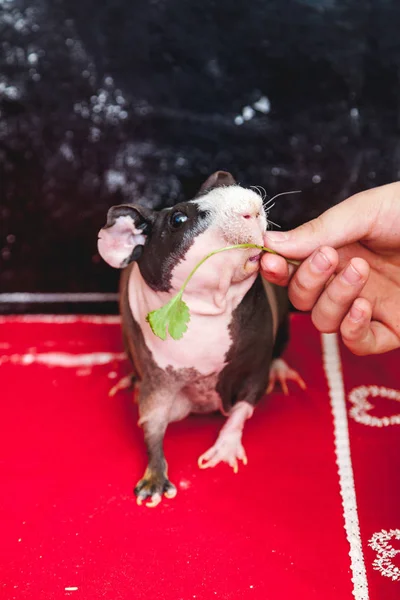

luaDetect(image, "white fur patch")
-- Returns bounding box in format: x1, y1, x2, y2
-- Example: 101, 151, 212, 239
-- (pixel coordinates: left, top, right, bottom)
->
193, 185, 267, 246
198, 401, 254, 470
129, 259, 249, 375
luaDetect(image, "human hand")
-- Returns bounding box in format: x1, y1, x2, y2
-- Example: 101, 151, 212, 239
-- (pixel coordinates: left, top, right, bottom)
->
261, 183, 400, 355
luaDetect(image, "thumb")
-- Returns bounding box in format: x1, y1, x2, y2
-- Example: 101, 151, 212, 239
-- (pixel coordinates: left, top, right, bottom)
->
264, 187, 381, 259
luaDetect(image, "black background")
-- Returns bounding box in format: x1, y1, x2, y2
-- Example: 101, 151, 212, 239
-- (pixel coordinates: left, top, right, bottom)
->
1, 0, 400, 309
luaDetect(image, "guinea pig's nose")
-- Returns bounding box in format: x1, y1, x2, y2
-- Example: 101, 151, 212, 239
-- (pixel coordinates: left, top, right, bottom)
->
241, 211, 261, 220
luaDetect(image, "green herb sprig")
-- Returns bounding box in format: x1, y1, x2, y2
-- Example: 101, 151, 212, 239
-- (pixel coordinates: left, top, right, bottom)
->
146, 244, 299, 341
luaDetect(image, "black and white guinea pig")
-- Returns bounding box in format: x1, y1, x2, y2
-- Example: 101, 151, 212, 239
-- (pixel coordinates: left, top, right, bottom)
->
98, 170, 304, 507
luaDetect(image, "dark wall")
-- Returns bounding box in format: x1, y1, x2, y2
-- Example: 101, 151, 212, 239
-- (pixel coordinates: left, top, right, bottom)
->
1, 0, 400, 299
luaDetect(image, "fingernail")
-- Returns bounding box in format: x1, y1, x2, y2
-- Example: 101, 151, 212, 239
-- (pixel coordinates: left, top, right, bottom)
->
310, 250, 331, 273
349, 304, 363, 322
342, 263, 362, 285
265, 231, 289, 243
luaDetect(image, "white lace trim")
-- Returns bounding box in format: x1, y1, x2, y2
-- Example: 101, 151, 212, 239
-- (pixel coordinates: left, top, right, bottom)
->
0, 315, 121, 324
0, 351, 126, 367
368, 529, 400, 581
0, 292, 118, 303
322, 333, 369, 600
349, 385, 400, 427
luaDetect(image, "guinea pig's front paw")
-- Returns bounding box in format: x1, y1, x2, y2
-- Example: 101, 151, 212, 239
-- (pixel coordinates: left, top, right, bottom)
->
198, 432, 247, 474
134, 467, 177, 508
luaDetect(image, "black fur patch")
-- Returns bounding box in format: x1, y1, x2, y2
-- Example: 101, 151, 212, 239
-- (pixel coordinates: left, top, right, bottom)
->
217, 275, 289, 413
137, 201, 210, 292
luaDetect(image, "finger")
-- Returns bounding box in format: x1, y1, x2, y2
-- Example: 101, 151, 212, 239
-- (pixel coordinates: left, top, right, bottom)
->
263, 184, 395, 259
229, 458, 238, 474
266, 380, 274, 394
236, 445, 247, 463
198, 449, 220, 469
298, 377, 307, 390
341, 298, 400, 355
164, 482, 177, 499
279, 375, 289, 396
202, 455, 220, 469
311, 257, 370, 333
236, 445, 246, 460
260, 252, 292, 286
290, 371, 307, 390
197, 449, 215, 468
288, 246, 339, 311
145, 493, 162, 508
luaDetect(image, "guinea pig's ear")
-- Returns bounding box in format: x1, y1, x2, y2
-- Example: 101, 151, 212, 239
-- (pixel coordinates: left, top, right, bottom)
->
97, 204, 155, 268
197, 170, 236, 194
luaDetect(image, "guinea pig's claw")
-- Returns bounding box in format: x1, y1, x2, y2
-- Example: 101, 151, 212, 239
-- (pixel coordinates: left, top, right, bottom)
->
198, 440, 248, 473
145, 493, 162, 508
134, 475, 177, 507
267, 359, 306, 395
164, 486, 177, 499
297, 375, 307, 390
198, 456, 209, 469
108, 374, 135, 397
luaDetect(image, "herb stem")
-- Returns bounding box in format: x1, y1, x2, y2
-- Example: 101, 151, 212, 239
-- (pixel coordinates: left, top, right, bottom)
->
179, 244, 300, 295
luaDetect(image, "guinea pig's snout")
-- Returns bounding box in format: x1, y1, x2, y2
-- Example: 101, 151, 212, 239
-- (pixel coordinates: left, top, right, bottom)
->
221, 195, 266, 245
207, 186, 267, 245
241, 209, 261, 220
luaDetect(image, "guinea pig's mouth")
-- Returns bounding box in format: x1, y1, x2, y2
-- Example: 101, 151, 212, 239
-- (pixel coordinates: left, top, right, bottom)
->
248, 252, 262, 263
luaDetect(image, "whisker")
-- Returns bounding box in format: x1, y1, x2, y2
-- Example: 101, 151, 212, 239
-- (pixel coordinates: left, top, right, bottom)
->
250, 185, 267, 201
266, 219, 281, 229
265, 190, 301, 206
263, 198, 274, 208
250, 185, 260, 197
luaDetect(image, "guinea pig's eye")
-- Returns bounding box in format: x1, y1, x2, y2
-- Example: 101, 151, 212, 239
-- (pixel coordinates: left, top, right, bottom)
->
170, 211, 188, 229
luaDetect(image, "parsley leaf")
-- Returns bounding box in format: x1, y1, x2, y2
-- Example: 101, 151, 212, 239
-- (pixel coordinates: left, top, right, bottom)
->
146, 291, 190, 341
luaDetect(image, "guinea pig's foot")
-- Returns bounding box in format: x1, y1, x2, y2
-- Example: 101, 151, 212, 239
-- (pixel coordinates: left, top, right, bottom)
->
266, 358, 306, 395
108, 373, 137, 397
198, 432, 247, 474
134, 469, 177, 508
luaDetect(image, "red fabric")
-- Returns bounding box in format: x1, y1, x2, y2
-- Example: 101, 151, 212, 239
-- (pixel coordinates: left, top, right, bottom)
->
1, 314, 399, 600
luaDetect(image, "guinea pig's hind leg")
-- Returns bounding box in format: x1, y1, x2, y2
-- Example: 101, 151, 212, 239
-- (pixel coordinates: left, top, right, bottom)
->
134, 400, 177, 508
266, 358, 306, 395
198, 401, 254, 473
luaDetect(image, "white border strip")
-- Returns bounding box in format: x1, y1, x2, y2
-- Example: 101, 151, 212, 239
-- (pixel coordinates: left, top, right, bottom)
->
0, 293, 119, 303
322, 333, 369, 600
0, 315, 121, 324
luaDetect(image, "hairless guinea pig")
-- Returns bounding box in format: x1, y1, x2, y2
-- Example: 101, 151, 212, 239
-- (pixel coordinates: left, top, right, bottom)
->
97, 170, 305, 507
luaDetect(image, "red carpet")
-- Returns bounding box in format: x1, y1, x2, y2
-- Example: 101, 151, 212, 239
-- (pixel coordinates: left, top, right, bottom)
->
1, 314, 399, 600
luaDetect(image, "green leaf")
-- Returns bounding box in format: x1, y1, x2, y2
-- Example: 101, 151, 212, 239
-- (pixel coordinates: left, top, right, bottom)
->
146, 292, 191, 341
